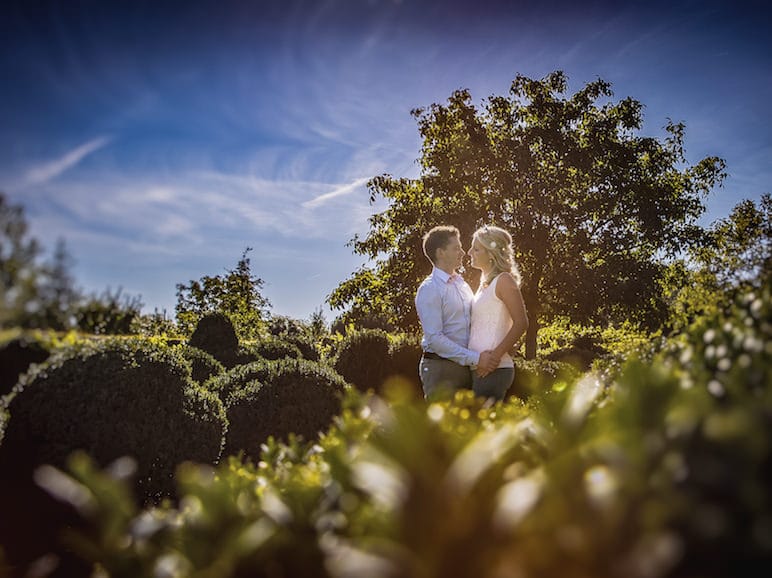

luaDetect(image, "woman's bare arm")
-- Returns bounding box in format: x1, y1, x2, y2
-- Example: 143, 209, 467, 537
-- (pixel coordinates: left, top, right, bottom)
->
491, 272, 529, 362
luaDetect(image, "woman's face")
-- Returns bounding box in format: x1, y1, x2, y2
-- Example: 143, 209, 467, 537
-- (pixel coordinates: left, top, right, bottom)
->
468, 237, 489, 270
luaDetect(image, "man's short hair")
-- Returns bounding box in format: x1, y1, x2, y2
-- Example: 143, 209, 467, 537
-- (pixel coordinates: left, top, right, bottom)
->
422, 225, 460, 264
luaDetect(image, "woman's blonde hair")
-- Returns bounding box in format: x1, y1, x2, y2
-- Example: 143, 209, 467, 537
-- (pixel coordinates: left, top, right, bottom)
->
473, 225, 522, 287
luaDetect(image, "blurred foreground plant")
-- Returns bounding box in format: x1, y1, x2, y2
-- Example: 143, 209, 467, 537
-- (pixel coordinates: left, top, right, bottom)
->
30, 287, 771, 578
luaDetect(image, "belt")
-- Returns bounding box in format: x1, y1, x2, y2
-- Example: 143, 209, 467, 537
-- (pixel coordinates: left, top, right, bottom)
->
422, 351, 445, 361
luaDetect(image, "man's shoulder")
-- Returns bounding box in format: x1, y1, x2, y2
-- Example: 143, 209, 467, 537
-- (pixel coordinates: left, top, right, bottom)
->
416, 274, 440, 298
418, 273, 434, 285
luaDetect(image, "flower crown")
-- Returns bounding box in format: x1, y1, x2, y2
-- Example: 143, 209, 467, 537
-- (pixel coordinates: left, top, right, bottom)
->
482, 227, 497, 249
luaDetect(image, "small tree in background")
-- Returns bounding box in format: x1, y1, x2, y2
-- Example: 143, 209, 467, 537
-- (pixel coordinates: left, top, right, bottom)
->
175, 248, 271, 340
308, 306, 328, 340
1, 194, 82, 330
74, 287, 143, 335
663, 194, 771, 331
37, 238, 80, 330
1, 192, 44, 328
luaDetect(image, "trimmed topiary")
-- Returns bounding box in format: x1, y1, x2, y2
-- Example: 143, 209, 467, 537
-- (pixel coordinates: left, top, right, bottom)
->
177, 344, 226, 385
222, 358, 347, 461
0, 335, 51, 397
244, 336, 303, 361
0, 338, 227, 499
386, 333, 424, 397
204, 358, 266, 406
332, 329, 391, 392
0, 338, 227, 573
189, 312, 241, 368
282, 333, 320, 361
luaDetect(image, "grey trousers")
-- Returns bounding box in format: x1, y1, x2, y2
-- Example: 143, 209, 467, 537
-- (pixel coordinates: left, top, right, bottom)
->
472, 367, 514, 401
419, 355, 472, 400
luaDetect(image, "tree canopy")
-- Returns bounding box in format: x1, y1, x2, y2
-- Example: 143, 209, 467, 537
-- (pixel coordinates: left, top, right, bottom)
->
328, 71, 726, 357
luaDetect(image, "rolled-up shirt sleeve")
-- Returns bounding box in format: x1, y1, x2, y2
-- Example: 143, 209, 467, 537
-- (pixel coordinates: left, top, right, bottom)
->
415, 281, 480, 367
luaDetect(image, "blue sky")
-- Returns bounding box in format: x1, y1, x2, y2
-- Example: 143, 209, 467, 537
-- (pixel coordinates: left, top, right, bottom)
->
1, 0, 770, 322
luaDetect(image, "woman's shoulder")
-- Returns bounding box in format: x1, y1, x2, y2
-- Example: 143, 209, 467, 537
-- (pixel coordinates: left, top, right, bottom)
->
494, 271, 520, 293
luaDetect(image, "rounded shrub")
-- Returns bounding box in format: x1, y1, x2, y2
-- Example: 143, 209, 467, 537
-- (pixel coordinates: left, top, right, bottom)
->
244, 336, 303, 361
177, 344, 226, 385
0, 338, 227, 573
387, 333, 424, 397
332, 329, 392, 392
0, 338, 227, 500
220, 358, 347, 461
282, 333, 320, 361
189, 312, 241, 368
204, 358, 266, 405
0, 335, 51, 397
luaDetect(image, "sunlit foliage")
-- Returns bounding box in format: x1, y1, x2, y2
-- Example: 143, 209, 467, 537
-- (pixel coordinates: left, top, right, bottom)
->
16, 286, 769, 578
329, 71, 726, 357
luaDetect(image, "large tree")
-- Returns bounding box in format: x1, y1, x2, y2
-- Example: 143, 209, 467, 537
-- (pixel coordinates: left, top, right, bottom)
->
329, 72, 726, 357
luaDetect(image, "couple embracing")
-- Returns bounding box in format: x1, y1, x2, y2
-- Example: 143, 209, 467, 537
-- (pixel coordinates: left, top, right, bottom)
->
415, 225, 529, 401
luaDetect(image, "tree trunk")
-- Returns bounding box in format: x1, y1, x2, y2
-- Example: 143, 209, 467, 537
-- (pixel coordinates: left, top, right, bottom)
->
525, 315, 539, 360
523, 282, 540, 360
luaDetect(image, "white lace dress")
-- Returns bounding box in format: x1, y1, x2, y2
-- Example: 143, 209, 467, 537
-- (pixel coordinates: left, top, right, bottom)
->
468, 274, 514, 369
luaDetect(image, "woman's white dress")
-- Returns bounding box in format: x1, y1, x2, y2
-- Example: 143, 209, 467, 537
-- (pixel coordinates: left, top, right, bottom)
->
468, 274, 514, 369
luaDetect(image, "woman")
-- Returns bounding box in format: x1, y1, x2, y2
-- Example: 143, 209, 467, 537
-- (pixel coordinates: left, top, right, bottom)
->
467, 225, 529, 400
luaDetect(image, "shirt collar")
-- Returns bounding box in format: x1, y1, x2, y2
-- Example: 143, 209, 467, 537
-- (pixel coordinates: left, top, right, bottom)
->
432, 267, 460, 284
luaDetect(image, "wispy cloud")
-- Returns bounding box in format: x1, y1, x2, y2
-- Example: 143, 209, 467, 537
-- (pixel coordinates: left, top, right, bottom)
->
302, 176, 370, 209
24, 136, 112, 186
14, 165, 379, 252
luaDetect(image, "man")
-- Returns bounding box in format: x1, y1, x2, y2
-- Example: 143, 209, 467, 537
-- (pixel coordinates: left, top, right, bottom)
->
415, 225, 497, 399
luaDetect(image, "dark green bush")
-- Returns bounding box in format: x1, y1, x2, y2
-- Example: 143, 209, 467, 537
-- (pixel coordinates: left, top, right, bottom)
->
177, 344, 226, 385
243, 335, 303, 361
332, 329, 391, 392
0, 338, 227, 499
189, 312, 241, 368
282, 333, 321, 361
264, 316, 322, 361
544, 345, 601, 371
0, 335, 51, 397
512, 357, 581, 399
387, 333, 424, 397
204, 358, 266, 405
542, 330, 607, 371
74, 288, 142, 335
222, 358, 347, 461
0, 338, 227, 575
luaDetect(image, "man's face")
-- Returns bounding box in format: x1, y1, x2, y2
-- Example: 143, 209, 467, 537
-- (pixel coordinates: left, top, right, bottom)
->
437, 236, 465, 270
